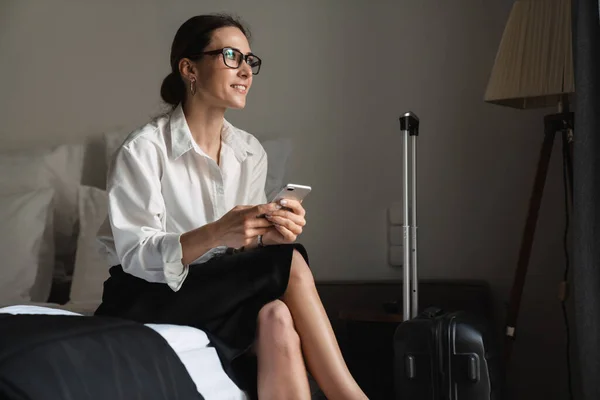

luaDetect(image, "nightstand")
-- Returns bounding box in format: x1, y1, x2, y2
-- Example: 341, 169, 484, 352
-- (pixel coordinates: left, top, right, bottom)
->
337, 308, 404, 400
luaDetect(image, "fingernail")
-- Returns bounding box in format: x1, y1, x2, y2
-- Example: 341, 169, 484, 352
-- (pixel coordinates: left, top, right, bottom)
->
265, 214, 272, 219
274, 204, 282, 210
280, 199, 287, 206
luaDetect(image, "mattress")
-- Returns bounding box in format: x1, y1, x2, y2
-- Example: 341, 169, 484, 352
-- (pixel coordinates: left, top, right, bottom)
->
0, 304, 249, 400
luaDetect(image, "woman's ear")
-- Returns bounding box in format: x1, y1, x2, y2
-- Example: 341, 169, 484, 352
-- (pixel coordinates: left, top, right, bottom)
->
179, 58, 197, 83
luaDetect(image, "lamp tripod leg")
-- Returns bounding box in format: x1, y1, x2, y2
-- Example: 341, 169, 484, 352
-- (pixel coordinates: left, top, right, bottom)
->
504, 128, 556, 368
561, 130, 574, 208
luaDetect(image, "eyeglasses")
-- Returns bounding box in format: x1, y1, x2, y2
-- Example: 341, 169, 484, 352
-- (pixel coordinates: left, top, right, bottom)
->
200, 47, 262, 75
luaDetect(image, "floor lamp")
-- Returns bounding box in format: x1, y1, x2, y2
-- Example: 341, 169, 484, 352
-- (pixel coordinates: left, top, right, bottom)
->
483, 0, 575, 368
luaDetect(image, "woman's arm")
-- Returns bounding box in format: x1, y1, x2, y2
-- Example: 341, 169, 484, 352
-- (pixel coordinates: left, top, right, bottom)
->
179, 205, 278, 263
107, 143, 194, 291
179, 222, 221, 266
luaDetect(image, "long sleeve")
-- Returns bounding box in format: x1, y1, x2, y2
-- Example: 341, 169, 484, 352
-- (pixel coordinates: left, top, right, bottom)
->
107, 143, 188, 291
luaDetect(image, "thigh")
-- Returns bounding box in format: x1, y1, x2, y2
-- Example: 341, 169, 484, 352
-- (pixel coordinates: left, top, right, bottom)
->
153, 244, 308, 329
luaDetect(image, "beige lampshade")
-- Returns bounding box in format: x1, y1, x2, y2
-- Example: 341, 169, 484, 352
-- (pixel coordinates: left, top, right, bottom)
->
484, 0, 575, 109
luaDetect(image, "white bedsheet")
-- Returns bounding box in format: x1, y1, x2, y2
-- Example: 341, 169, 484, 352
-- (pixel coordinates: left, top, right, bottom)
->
0, 301, 99, 315
0, 304, 249, 400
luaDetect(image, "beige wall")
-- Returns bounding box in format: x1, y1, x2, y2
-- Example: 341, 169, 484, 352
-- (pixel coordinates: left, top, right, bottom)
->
0, 0, 571, 398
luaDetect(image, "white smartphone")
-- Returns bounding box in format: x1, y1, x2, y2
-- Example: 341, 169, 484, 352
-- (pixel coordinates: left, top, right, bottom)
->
270, 183, 312, 204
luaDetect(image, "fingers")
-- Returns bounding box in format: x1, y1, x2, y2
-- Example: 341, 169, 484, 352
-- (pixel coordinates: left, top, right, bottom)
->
277, 199, 305, 217
265, 208, 305, 226
232, 202, 305, 246
265, 213, 304, 233
273, 223, 297, 242
265, 215, 303, 236
245, 216, 273, 229
241, 227, 271, 246
254, 202, 283, 218
233, 205, 254, 212
239, 228, 270, 248
246, 227, 271, 237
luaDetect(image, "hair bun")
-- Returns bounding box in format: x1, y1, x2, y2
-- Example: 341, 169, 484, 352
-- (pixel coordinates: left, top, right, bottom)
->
160, 72, 185, 107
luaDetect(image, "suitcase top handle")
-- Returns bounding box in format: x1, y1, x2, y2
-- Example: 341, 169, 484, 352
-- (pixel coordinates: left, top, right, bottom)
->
400, 112, 420, 136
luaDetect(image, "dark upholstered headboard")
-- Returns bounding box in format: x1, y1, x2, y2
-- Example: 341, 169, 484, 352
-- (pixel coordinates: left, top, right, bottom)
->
315, 279, 497, 335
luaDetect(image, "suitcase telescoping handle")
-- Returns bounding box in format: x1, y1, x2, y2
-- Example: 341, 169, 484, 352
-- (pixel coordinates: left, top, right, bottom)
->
400, 112, 420, 322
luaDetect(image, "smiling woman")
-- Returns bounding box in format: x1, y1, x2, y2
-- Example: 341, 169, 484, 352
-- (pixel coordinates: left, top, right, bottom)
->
160, 15, 260, 111
94, 13, 367, 400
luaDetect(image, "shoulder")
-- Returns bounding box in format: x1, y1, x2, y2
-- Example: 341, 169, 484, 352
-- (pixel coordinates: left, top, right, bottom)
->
225, 121, 266, 159
108, 113, 171, 181
119, 113, 170, 162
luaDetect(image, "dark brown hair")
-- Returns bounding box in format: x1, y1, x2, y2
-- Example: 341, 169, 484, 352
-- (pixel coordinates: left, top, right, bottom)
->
160, 14, 251, 107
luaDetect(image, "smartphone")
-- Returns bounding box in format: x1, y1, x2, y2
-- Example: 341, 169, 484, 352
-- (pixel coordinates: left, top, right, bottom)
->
270, 183, 312, 204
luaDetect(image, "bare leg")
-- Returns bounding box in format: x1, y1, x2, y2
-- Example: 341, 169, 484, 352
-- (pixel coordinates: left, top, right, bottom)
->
256, 300, 311, 400
281, 250, 368, 400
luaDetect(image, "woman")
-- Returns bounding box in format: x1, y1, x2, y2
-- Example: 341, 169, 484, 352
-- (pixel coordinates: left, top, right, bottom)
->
95, 13, 367, 400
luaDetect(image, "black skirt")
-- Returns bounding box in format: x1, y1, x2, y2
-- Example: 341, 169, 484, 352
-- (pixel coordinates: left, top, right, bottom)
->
94, 243, 309, 399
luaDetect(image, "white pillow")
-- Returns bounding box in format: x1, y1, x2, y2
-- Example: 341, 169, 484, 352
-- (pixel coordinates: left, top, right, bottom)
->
103, 130, 128, 169
0, 144, 84, 274
0, 188, 55, 303
69, 185, 110, 305
43, 144, 85, 240
260, 138, 293, 200
0, 144, 83, 237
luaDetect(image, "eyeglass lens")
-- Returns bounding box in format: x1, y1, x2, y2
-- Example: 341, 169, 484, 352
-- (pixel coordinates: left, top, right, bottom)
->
223, 48, 261, 75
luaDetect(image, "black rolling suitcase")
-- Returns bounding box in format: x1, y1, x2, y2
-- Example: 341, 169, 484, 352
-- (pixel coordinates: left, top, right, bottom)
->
393, 307, 503, 399
392, 112, 503, 400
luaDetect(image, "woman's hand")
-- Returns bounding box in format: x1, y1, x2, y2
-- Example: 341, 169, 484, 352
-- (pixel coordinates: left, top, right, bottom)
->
262, 199, 307, 245
214, 203, 281, 249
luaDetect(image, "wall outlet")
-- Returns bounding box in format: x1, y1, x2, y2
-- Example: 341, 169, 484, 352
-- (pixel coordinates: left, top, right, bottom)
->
388, 225, 403, 246
388, 245, 404, 267
388, 201, 403, 225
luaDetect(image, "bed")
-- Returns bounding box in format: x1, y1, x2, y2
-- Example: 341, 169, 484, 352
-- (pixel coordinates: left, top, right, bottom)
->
0, 129, 294, 399
0, 304, 248, 400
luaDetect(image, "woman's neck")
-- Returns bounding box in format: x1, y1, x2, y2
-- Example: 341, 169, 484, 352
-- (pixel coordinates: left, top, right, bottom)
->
182, 99, 226, 164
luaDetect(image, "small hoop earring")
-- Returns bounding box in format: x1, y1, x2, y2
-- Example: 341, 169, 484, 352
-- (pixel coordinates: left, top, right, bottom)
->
190, 77, 196, 96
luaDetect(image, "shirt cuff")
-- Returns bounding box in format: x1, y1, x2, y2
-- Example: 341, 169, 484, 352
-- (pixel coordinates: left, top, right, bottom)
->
160, 232, 188, 292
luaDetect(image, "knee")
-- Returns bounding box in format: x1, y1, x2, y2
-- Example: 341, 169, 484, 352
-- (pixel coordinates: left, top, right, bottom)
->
288, 249, 314, 288
257, 300, 299, 348
258, 300, 294, 331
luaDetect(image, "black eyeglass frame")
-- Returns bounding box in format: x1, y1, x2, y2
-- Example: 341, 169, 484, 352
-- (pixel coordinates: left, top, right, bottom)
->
196, 47, 262, 75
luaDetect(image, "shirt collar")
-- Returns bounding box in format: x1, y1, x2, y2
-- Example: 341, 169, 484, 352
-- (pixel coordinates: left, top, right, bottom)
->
169, 104, 255, 162
221, 119, 256, 162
